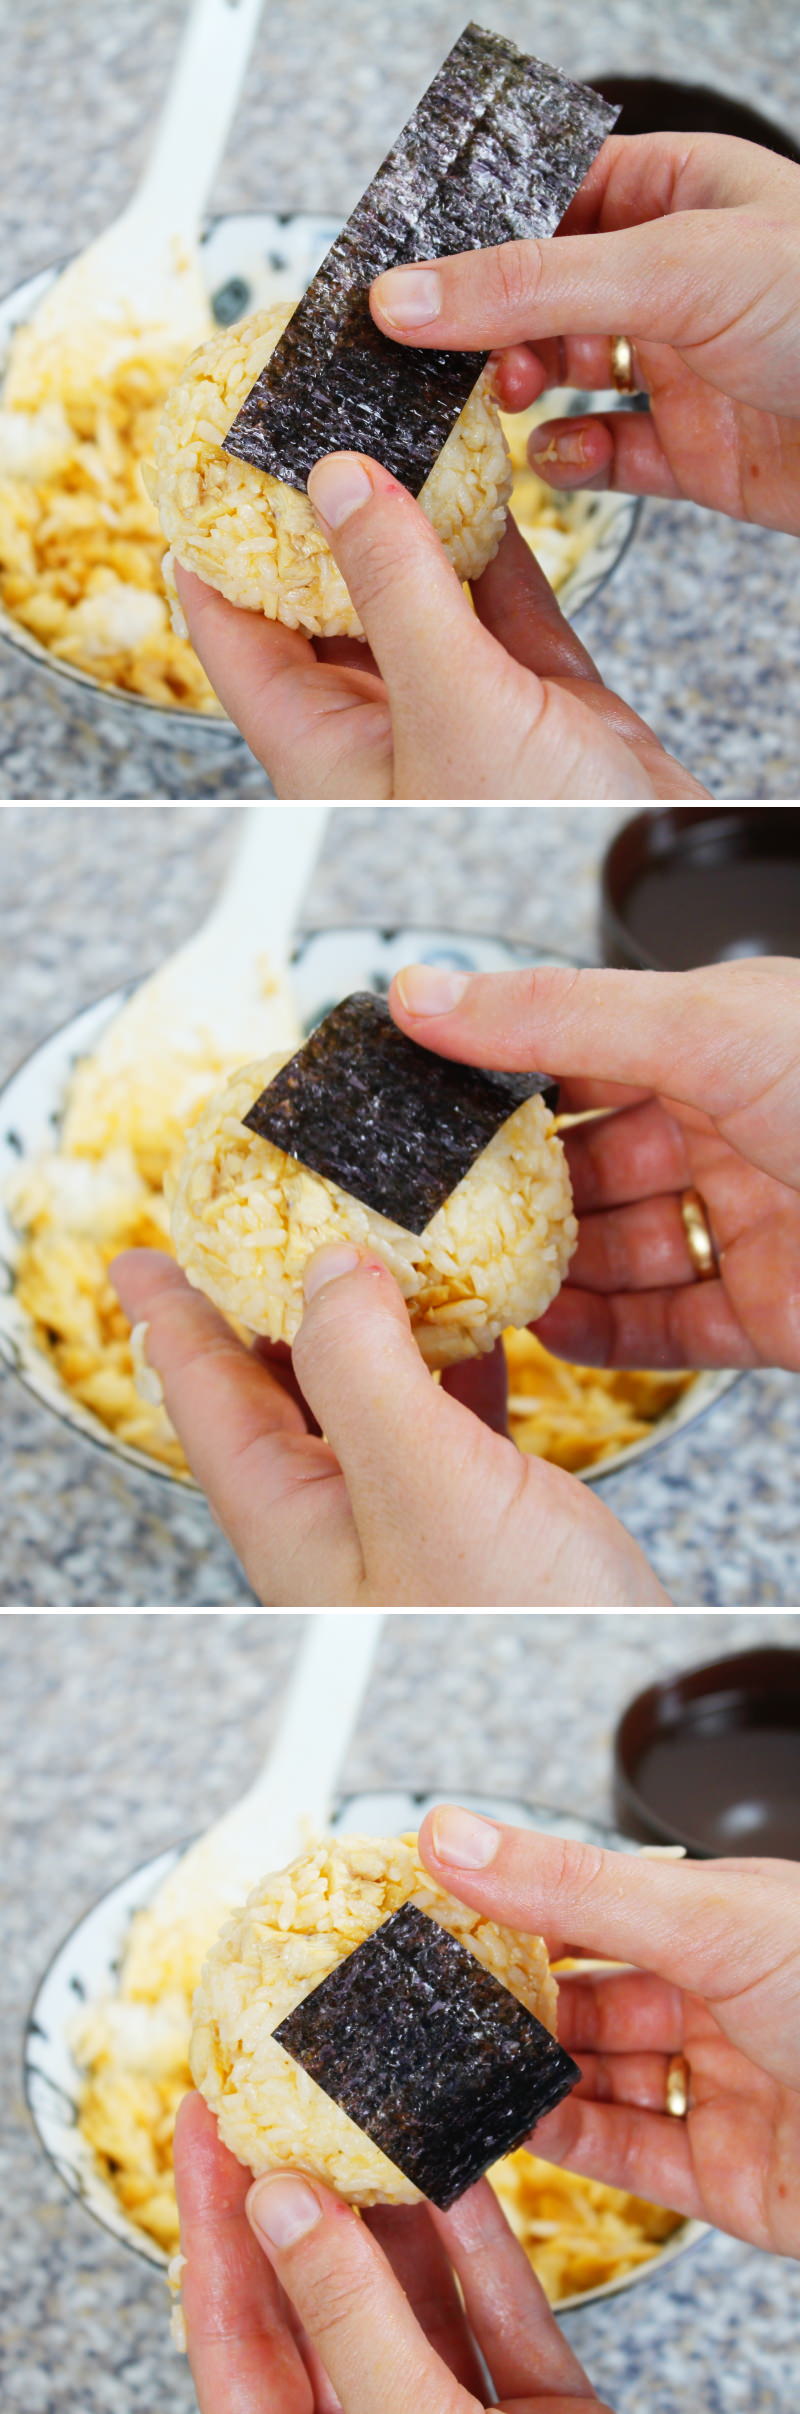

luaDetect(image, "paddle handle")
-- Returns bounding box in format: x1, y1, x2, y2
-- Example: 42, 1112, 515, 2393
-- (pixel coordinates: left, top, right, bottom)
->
134, 0, 266, 240
219, 1616, 384, 1877
204, 805, 329, 970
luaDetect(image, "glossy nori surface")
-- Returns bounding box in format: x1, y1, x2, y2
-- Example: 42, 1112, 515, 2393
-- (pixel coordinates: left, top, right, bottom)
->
223, 25, 617, 494
242, 991, 558, 1233
275, 1901, 581, 2207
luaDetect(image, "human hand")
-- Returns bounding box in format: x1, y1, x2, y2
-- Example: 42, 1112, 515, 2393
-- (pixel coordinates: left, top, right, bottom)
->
176, 494, 704, 800
418, 1807, 800, 2258
389, 955, 800, 1372
371, 133, 800, 535
174, 2089, 613, 2414
110, 1247, 667, 1606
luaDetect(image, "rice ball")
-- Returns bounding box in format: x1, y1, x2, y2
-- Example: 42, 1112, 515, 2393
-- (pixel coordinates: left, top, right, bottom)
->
189, 1832, 556, 2205
150, 303, 512, 640
169, 1054, 577, 1369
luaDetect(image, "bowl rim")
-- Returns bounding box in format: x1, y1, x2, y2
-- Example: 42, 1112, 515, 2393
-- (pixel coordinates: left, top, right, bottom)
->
0, 931, 739, 1496
22, 1786, 710, 2309
598, 805, 800, 973
613, 1644, 800, 1857
0, 209, 640, 733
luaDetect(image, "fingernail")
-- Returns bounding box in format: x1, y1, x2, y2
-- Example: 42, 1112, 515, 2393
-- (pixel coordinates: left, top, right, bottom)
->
529, 428, 588, 467
431, 1807, 500, 1869
395, 965, 470, 1016
307, 454, 373, 528
248, 2175, 322, 2247
303, 1243, 361, 1302
129, 1320, 164, 1408
373, 267, 442, 328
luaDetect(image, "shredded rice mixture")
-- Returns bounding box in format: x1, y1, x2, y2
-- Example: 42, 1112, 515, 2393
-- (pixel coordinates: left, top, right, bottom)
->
6, 1009, 297, 1473
505, 1328, 694, 1472
501, 400, 606, 591
490, 2148, 682, 2301
153, 303, 511, 641
189, 1832, 555, 2205
0, 314, 220, 710
169, 1055, 577, 1369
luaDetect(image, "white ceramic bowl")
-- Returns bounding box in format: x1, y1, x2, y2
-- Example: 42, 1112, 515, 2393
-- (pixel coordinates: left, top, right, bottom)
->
0, 925, 737, 1489
0, 211, 639, 743
23, 1787, 707, 2307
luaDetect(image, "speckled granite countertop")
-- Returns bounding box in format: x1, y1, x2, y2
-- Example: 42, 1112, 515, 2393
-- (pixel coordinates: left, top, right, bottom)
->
1, 1, 798, 799
3, 1609, 800, 2414
1, 802, 798, 1608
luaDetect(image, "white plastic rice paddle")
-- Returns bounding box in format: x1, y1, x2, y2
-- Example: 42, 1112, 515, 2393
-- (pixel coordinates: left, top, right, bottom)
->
141, 1612, 384, 1942
27, 0, 266, 357
75, 803, 329, 1074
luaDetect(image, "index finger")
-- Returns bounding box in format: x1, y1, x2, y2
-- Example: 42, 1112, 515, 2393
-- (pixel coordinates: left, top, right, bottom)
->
472, 512, 598, 682
433, 2179, 603, 2406
175, 2092, 314, 2414
174, 566, 391, 799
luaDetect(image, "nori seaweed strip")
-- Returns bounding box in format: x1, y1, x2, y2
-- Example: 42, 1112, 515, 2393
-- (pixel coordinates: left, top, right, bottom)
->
275, 1902, 580, 2208
223, 26, 618, 495
242, 992, 558, 1235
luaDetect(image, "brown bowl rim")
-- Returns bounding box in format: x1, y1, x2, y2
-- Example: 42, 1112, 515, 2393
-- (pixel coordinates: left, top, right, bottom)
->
613, 1645, 800, 1857
599, 807, 800, 973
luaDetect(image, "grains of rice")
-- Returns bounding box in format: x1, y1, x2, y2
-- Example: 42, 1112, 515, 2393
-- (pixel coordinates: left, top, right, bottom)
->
190, 1832, 555, 2205
0, 311, 221, 709
169, 1055, 577, 1368
152, 304, 512, 640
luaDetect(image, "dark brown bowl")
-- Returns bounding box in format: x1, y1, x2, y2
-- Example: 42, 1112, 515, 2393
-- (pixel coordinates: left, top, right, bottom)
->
599, 806, 800, 970
613, 1647, 800, 1859
588, 73, 800, 162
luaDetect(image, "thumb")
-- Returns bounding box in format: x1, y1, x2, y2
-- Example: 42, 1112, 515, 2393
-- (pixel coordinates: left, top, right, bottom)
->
291, 1243, 455, 1587
306, 450, 518, 743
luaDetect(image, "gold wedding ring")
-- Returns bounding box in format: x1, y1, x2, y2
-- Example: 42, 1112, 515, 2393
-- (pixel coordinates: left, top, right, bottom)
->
665, 2054, 691, 2118
610, 333, 636, 392
680, 1188, 718, 1282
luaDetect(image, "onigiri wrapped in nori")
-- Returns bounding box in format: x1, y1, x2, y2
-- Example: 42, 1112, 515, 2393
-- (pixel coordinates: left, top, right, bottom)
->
151, 303, 511, 642
168, 996, 577, 1368
152, 28, 617, 641
225, 28, 618, 499
189, 1832, 567, 2206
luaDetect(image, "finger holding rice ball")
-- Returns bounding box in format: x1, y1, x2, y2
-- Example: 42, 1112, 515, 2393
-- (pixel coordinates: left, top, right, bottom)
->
189, 1832, 576, 2208
150, 303, 512, 642
168, 996, 577, 1368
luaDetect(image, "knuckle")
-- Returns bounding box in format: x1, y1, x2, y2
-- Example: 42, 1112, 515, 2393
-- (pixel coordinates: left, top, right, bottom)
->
518, 960, 585, 1032
545, 1833, 611, 1907
347, 509, 419, 619
296, 2262, 366, 2343
608, 2105, 650, 2188
487, 236, 544, 323
293, 1262, 386, 1381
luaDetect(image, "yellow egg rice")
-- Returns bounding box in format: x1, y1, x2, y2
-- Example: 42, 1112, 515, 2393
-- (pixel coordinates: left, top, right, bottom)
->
168, 1053, 577, 1369
152, 303, 512, 640
189, 1832, 556, 2205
